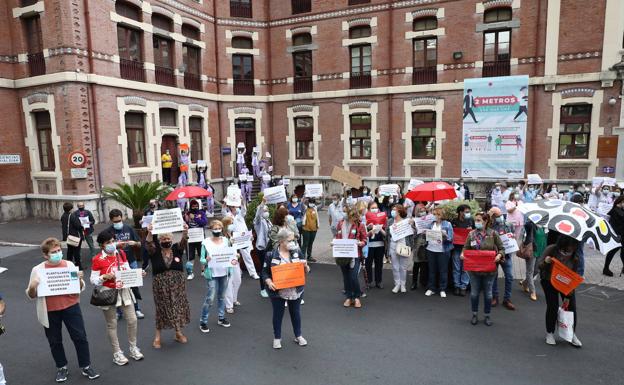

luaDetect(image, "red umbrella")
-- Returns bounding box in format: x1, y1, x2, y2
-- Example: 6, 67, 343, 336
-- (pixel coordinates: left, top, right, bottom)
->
405, 182, 457, 202
165, 186, 212, 200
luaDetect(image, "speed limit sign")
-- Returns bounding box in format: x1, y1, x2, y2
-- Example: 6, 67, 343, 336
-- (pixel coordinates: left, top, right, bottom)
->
68, 151, 88, 168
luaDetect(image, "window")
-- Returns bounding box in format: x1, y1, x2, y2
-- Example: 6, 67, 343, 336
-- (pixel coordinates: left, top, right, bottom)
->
293, 50, 312, 93
181, 24, 200, 40
159, 108, 177, 127
115, 1, 141, 21
412, 37, 437, 84
291, 0, 311, 14
411, 112, 436, 159
183, 44, 201, 90
349, 26, 371, 39
189, 117, 203, 161
484, 7, 512, 23
350, 44, 371, 88
350, 114, 371, 159
118, 24, 145, 81
23, 15, 45, 76
34, 111, 54, 171
483, 29, 510, 76
233, 54, 254, 95
293, 33, 312, 46
232, 36, 253, 49
230, 0, 252, 18
413, 17, 438, 32
151, 14, 173, 32
559, 104, 591, 159
125, 112, 146, 167
153, 34, 174, 86
295, 117, 313, 159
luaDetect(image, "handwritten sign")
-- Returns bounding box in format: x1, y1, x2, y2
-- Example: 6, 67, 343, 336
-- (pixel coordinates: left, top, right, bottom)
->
207, 247, 238, 269
603, 177, 616, 187
232, 230, 253, 250
79, 217, 90, 229
37, 267, 81, 297
390, 220, 414, 240
330, 166, 362, 188
527, 174, 543, 185
271, 262, 306, 290
115, 269, 143, 288
499, 233, 519, 254
187, 227, 205, 243
426, 229, 443, 243
408, 179, 424, 191
151, 208, 185, 235
379, 184, 400, 196
414, 215, 434, 234
141, 215, 153, 228
262, 174, 271, 182
304, 183, 323, 198
332, 239, 358, 258
264, 185, 287, 204
592, 177, 604, 188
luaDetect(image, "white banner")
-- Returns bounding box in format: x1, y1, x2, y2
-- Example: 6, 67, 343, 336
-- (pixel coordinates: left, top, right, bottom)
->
390, 220, 414, 240
208, 247, 238, 269
304, 183, 323, 198
151, 208, 185, 234
187, 227, 205, 243
232, 230, 253, 250
37, 267, 81, 297
115, 269, 143, 288
332, 239, 358, 258
264, 185, 287, 204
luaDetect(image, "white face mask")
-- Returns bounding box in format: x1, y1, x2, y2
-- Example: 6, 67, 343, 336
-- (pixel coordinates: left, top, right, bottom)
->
309, 204, 316, 209
292, 198, 299, 203
370, 208, 379, 213
286, 241, 298, 251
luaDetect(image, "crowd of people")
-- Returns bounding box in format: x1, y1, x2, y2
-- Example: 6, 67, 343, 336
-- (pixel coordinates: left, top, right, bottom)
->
5, 177, 623, 383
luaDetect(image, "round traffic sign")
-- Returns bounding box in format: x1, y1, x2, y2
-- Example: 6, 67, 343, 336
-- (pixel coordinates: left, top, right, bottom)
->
68, 151, 88, 167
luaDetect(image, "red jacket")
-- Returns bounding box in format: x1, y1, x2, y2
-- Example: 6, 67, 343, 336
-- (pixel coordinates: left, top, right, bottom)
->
91, 250, 130, 289
335, 219, 368, 258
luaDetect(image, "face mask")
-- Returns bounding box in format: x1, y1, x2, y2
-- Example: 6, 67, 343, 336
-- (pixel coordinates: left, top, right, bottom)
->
262, 211, 270, 219
286, 241, 298, 251
227, 224, 235, 233
113, 222, 123, 230
150, 204, 156, 209
391, 211, 397, 218
529, 187, 535, 192
309, 204, 316, 209
551, 189, 558, 194
212, 230, 222, 237
49, 251, 63, 264
496, 216, 504, 224
235, 208, 241, 215
495, 187, 501, 191
464, 212, 471, 219
191, 207, 199, 212
418, 212, 426, 217
364, 191, 369, 196
578, 188, 585, 193
160, 241, 173, 249
78, 207, 84, 211
286, 215, 294, 223
603, 189, 610, 193
370, 208, 379, 213
292, 198, 299, 203
614, 192, 621, 198
104, 243, 116, 254
475, 222, 484, 230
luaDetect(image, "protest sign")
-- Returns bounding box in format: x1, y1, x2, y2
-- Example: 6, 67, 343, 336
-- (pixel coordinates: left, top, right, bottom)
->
264, 185, 287, 204
414, 215, 434, 234
463, 250, 497, 272
527, 174, 543, 185
282, 178, 290, 186
232, 231, 253, 250
78, 217, 90, 229
115, 269, 143, 289
390, 220, 414, 240
304, 183, 323, 198
151, 208, 185, 235
187, 227, 205, 243
499, 233, 520, 254
379, 184, 400, 196
262, 174, 271, 182
603, 177, 616, 187
330, 166, 362, 188
407, 179, 424, 191
453, 227, 471, 246
332, 239, 358, 258
227, 185, 242, 197
271, 262, 306, 290
140, 215, 153, 228
207, 247, 238, 269
426, 229, 443, 243
592, 177, 604, 188
37, 267, 81, 297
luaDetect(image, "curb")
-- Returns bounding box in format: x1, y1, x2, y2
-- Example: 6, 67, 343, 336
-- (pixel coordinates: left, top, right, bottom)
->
0, 241, 39, 247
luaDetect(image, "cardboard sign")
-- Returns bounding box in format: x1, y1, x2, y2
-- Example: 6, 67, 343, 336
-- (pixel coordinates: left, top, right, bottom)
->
141, 215, 153, 228
330, 166, 362, 188
304, 183, 323, 198
227, 185, 242, 197
37, 267, 81, 297
414, 215, 434, 234
527, 174, 543, 185
197, 160, 207, 168
390, 220, 414, 240
603, 177, 617, 187
425, 229, 443, 243
151, 208, 185, 235
264, 185, 287, 204
592, 177, 604, 188
408, 179, 424, 191
187, 227, 205, 243
207, 247, 238, 269
232, 230, 253, 250
271, 262, 306, 290
499, 233, 520, 254
453, 227, 471, 246
115, 269, 143, 288
463, 250, 497, 272
379, 184, 400, 196
79, 217, 90, 229
332, 239, 359, 258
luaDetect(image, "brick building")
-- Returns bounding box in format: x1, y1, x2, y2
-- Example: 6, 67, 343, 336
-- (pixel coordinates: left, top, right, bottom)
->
1, 0, 624, 220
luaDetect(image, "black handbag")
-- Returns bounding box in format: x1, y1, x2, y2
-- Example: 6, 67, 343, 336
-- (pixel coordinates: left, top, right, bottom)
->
90, 253, 120, 306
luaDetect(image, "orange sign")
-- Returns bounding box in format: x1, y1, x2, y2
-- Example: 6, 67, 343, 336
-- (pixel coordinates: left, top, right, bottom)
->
271, 262, 306, 290
550, 258, 583, 296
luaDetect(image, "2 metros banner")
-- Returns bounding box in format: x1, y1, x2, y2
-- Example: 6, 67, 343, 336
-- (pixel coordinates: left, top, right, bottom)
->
461, 75, 529, 179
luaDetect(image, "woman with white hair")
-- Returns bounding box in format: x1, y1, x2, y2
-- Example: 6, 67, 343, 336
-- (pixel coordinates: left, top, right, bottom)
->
144, 224, 190, 349
262, 228, 309, 349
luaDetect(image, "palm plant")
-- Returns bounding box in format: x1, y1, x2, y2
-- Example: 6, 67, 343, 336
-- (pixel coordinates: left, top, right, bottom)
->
102, 181, 169, 228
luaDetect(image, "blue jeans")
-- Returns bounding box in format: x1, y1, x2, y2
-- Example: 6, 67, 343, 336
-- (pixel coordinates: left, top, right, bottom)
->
200, 275, 228, 324
270, 297, 302, 339
468, 272, 496, 314
339, 258, 361, 300
427, 250, 450, 292
44, 303, 91, 369
451, 246, 469, 289
492, 256, 513, 301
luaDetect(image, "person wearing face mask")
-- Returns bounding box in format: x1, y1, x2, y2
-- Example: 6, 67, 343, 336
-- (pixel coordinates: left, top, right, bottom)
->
221, 216, 242, 314
199, 220, 234, 332
488, 207, 516, 310
456, 179, 471, 201
262, 229, 310, 349
223, 196, 260, 280
270, 207, 300, 247
538, 235, 582, 347
74, 202, 96, 258
333, 208, 368, 308
255, 198, 274, 297
184, 200, 208, 280
411, 205, 430, 290
328, 194, 344, 237
61, 202, 84, 270
365, 201, 388, 289
144, 225, 190, 348
388, 205, 415, 293
424, 207, 454, 298
505, 192, 525, 239
451, 205, 474, 296
490, 183, 505, 214
602, 195, 624, 277
301, 198, 320, 263
522, 183, 541, 203
287, 195, 305, 236
91, 231, 144, 366
546, 184, 560, 200
26, 237, 99, 382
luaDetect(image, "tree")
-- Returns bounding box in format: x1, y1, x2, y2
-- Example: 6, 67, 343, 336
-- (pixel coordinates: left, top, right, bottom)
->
102, 181, 169, 228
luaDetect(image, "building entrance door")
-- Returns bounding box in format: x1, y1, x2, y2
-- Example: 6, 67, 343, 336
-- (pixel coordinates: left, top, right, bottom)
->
161, 135, 179, 184
234, 118, 256, 176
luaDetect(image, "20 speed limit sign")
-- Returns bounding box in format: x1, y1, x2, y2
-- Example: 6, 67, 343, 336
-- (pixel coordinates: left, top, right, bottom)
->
68, 151, 88, 167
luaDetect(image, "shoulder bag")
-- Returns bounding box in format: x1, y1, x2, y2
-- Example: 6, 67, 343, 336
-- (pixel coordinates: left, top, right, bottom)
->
66, 214, 81, 247
90, 254, 119, 307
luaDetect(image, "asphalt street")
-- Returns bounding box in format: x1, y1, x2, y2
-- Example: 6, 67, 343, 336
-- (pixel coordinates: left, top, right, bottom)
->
1, 247, 624, 385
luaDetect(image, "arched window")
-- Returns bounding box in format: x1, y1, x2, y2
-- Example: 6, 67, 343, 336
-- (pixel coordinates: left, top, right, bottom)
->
349, 25, 371, 39
484, 7, 512, 23
152, 13, 173, 32
413, 16, 437, 32
181, 24, 200, 40
232, 36, 253, 49
293, 33, 312, 46
115, 1, 141, 21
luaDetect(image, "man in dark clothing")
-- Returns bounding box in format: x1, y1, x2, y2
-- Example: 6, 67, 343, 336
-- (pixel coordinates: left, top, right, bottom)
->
61, 202, 83, 269
463, 89, 478, 123
74, 202, 96, 258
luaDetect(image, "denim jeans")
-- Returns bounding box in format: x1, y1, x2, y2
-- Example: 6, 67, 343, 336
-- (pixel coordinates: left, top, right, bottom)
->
468, 272, 496, 314
270, 297, 302, 339
44, 303, 91, 368
84, 234, 96, 258
451, 246, 469, 290
340, 258, 361, 300
427, 250, 450, 292
492, 256, 513, 301
301, 230, 317, 260
200, 275, 228, 324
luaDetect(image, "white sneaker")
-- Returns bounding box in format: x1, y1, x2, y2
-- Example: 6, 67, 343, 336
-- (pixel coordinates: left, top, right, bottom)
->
234, 301, 241, 306
294, 336, 308, 346
226, 308, 234, 314
400, 284, 407, 293
187, 273, 194, 280
128, 346, 144, 361
545, 333, 556, 345
113, 351, 129, 366
301, 299, 305, 305
440, 291, 447, 298
425, 290, 434, 297
392, 285, 400, 294
260, 289, 269, 298
571, 334, 582, 347
251, 273, 260, 280
273, 339, 282, 349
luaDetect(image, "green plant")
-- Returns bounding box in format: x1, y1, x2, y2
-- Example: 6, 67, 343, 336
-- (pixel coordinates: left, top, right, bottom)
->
102, 181, 169, 228
438, 199, 482, 222
245, 192, 276, 229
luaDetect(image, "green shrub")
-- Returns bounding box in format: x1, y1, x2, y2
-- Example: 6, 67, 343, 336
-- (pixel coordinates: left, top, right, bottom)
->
244, 192, 277, 229
439, 200, 482, 222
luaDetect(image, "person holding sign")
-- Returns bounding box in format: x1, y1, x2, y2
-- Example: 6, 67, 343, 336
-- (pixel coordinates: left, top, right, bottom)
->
451, 205, 474, 296
488, 207, 516, 311
254, 198, 274, 298
538, 236, 583, 347
75, 202, 96, 258
144, 224, 191, 349
91, 231, 145, 366
301, 198, 320, 263
287, 195, 305, 238
365, 201, 387, 289
199, 220, 233, 333
424, 208, 454, 298
224, 197, 260, 280
333, 208, 368, 308
26, 238, 100, 382
184, 200, 208, 280
262, 229, 309, 349
388, 205, 414, 293
461, 213, 504, 326
223, 216, 243, 314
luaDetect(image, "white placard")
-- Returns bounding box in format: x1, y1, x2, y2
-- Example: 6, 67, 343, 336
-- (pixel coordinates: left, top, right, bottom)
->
141, 215, 153, 228
232, 230, 253, 250
264, 185, 287, 204
305, 183, 323, 198
408, 179, 424, 191
390, 220, 414, 240
499, 233, 520, 254
527, 174, 543, 185
592, 177, 604, 188
332, 239, 358, 258
266, 152, 272, 158
245, 175, 254, 182
0, 267, 7, 274
115, 269, 143, 288
227, 185, 242, 197
425, 229, 443, 243
37, 267, 81, 297
187, 227, 205, 243
262, 174, 271, 182
197, 160, 207, 168
379, 184, 400, 196
151, 208, 185, 235
79, 217, 90, 228
603, 177, 616, 187
208, 247, 238, 269
414, 215, 434, 234
282, 178, 290, 186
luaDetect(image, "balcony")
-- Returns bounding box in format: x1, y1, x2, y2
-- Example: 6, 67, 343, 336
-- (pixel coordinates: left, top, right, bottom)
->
348, 0, 370, 4
230, 0, 252, 18
184, 72, 202, 91
293, 76, 313, 93
349, 72, 371, 89
27, 52, 45, 76
233, 79, 254, 95
21, 0, 39, 6
482, 60, 510, 77
155, 65, 175, 86
412, 66, 437, 85
291, 0, 311, 14
120, 58, 145, 82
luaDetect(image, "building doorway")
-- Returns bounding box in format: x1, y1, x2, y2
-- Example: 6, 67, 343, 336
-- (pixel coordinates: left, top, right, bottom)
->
234, 118, 256, 176
161, 135, 179, 184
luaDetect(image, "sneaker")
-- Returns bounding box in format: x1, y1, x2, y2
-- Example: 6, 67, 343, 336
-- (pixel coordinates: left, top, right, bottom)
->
361, 292, 367, 298
400, 285, 406, 293
470, 314, 478, 326
218, 318, 231, 328
571, 334, 582, 348
113, 351, 129, 366
425, 290, 434, 297
81, 366, 100, 380
301, 299, 305, 305
251, 274, 260, 280
260, 289, 269, 298
545, 333, 556, 345
226, 308, 234, 314
440, 291, 447, 298
234, 301, 241, 306
199, 323, 210, 333
187, 273, 194, 280
273, 339, 282, 349
294, 336, 308, 346
392, 285, 400, 294
136, 310, 145, 319
55, 367, 69, 383
128, 346, 144, 361
483, 315, 492, 326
